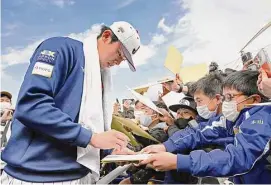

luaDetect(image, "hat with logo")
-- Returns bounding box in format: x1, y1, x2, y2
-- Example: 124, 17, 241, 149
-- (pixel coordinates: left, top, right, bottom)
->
110, 21, 141, 72
169, 96, 197, 114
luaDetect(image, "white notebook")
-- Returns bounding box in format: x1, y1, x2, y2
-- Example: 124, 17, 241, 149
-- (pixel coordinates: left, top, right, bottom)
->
101, 154, 151, 163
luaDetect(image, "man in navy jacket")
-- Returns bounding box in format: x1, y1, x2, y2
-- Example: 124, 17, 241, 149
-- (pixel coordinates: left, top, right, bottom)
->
1, 21, 141, 184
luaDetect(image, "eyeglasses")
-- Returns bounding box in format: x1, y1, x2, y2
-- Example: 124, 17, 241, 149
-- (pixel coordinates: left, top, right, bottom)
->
221, 93, 244, 102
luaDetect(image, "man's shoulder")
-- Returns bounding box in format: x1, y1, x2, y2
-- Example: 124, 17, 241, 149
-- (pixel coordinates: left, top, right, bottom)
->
241, 106, 271, 127
249, 106, 271, 118
41, 37, 83, 50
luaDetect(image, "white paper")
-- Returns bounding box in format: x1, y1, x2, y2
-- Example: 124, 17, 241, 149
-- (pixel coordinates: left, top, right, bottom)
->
101, 154, 151, 163
132, 76, 174, 94
127, 87, 164, 115
161, 91, 186, 108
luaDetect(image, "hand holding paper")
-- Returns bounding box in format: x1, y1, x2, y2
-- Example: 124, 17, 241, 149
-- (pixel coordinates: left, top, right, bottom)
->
139, 152, 177, 171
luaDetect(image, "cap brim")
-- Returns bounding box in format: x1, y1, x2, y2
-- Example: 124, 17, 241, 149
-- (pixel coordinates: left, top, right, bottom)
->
169, 104, 197, 114
121, 44, 136, 72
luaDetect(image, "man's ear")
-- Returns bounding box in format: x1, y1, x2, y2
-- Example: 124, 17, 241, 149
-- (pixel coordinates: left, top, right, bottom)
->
215, 94, 222, 104
101, 30, 113, 43
252, 94, 261, 103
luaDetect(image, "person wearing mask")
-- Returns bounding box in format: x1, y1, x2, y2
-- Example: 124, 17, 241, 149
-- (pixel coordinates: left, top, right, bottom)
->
138, 101, 168, 130
0, 91, 13, 124
1, 91, 13, 174
140, 70, 271, 184
1, 21, 140, 184
159, 96, 198, 137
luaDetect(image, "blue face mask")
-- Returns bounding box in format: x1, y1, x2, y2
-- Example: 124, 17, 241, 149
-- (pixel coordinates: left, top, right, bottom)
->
139, 114, 152, 127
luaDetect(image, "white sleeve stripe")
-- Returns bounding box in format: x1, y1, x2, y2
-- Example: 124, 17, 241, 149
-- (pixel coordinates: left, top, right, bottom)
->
173, 116, 227, 144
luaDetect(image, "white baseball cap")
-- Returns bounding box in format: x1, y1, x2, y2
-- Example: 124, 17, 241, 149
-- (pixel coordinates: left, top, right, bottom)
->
110, 21, 141, 72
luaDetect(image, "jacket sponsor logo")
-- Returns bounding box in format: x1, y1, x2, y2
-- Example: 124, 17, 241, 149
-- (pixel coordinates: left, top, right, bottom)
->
37, 50, 57, 64
251, 119, 264, 124
32, 62, 54, 78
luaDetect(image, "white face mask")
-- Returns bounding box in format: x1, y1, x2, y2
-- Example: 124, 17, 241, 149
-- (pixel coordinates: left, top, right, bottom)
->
196, 104, 217, 119
139, 114, 153, 127
134, 110, 144, 120
222, 101, 240, 122
0, 102, 11, 110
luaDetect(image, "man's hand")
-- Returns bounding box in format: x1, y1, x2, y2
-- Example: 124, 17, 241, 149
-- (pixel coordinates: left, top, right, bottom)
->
1, 109, 13, 123
171, 74, 183, 92
139, 152, 177, 171
113, 103, 120, 114
158, 108, 174, 125
90, 130, 129, 150
141, 144, 166, 154
123, 100, 131, 109
112, 147, 136, 166
112, 147, 136, 155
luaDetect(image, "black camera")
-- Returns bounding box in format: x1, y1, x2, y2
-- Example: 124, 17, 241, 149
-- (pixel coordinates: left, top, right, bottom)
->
241, 52, 253, 64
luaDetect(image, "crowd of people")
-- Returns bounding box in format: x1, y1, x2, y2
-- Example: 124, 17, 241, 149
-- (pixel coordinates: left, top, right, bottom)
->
110, 67, 271, 184
0, 20, 271, 184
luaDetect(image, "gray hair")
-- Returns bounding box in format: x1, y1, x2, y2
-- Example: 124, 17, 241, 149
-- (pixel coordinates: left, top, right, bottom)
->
194, 73, 224, 98
223, 70, 268, 102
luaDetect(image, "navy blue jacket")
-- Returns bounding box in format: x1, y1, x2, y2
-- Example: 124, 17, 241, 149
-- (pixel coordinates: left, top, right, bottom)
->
1, 37, 93, 182
166, 106, 271, 184
164, 115, 234, 153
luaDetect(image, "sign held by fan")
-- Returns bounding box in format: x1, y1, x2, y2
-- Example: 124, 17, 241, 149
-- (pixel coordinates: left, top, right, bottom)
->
164, 46, 183, 74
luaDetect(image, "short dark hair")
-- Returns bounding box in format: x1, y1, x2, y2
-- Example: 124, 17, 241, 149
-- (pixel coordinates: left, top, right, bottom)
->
194, 73, 224, 98
97, 25, 119, 43
0, 95, 11, 100
222, 70, 268, 102
135, 100, 140, 106
186, 82, 197, 97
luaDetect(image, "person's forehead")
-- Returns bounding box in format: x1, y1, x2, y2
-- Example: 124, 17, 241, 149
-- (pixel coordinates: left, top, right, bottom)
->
223, 87, 240, 95
138, 102, 144, 106
194, 91, 209, 100
177, 108, 191, 113
0, 96, 11, 101
135, 102, 143, 107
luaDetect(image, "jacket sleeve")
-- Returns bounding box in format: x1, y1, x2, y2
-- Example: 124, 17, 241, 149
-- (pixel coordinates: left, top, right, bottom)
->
177, 108, 271, 177
14, 38, 92, 148
163, 116, 228, 153
167, 124, 181, 137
